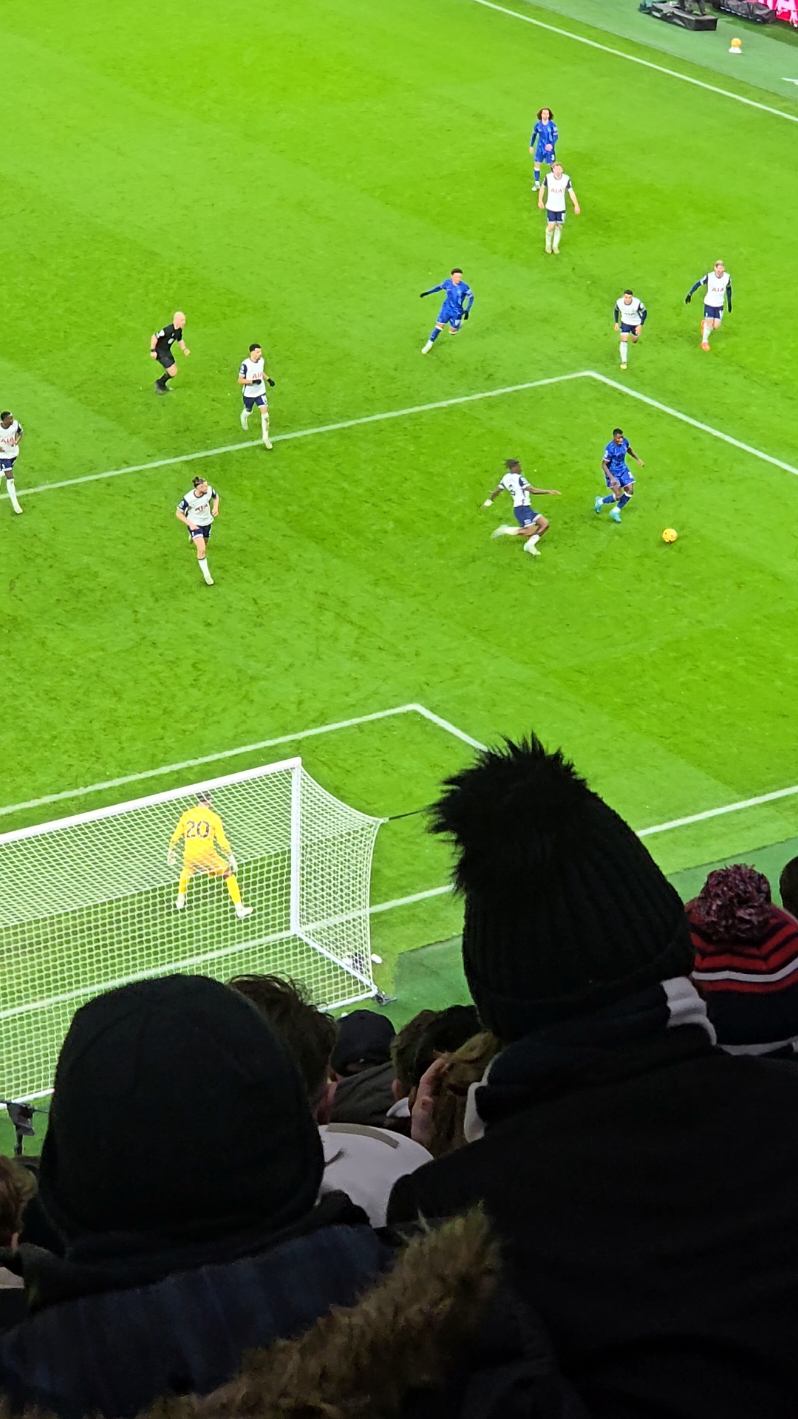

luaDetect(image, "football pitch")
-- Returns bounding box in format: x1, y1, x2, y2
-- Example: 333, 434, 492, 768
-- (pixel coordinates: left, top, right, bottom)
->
3, 0, 798, 1067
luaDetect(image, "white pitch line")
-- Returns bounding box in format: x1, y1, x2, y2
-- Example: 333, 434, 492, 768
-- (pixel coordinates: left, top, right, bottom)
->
472, 0, 798, 123
369, 885, 453, 914
587, 372, 798, 477
412, 704, 488, 751
0, 373, 586, 503
0, 705, 422, 818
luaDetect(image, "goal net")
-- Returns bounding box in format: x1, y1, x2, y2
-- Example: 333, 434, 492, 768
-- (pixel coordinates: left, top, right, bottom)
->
0, 757, 383, 1102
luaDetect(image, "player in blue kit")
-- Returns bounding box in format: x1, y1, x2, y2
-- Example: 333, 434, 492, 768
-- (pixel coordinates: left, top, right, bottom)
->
420, 269, 474, 354
594, 429, 645, 524
530, 107, 558, 191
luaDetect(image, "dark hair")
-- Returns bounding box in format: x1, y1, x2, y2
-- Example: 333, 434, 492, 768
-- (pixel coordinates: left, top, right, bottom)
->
451, 267, 463, 275
192, 476, 206, 488
229, 974, 336, 1107
411, 1005, 482, 1091
780, 856, 798, 919
613, 428, 623, 436
690, 865, 772, 944
0, 412, 11, 420
0, 1157, 36, 1248
196, 791, 211, 805
391, 1010, 438, 1095
505, 458, 521, 471
536, 107, 554, 120
249, 343, 261, 352
624, 289, 633, 296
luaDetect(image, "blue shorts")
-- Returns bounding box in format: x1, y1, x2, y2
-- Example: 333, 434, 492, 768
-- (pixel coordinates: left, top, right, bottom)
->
437, 304, 463, 330
0, 459, 17, 473
620, 322, 639, 336
188, 522, 212, 542
546, 209, 565, 224
704, 304, 723, 322
604, 468, 634, 490
514, 505, 538, 528
243, 393, 267, 410
535, 146, 556, 165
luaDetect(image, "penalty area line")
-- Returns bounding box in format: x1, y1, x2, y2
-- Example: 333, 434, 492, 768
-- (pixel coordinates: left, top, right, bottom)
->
472, 0, 798, 124
0, 373, 587, 503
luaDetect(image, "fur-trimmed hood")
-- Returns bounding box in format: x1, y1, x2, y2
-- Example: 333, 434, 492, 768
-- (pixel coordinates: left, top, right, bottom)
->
143, 1212, 577, 1419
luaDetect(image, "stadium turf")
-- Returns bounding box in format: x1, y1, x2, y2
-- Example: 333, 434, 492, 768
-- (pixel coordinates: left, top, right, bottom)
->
3, 0, 798, 1095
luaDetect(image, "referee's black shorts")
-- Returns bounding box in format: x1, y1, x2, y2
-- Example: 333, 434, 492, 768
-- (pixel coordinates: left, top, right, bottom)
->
155, 344, 176, 369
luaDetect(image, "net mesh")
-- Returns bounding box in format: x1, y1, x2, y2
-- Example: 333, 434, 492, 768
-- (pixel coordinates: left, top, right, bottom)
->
0, 759, 382, 1100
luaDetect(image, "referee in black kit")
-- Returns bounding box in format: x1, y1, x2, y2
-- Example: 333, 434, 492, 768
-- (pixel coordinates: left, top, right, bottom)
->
150, 311, 190, 394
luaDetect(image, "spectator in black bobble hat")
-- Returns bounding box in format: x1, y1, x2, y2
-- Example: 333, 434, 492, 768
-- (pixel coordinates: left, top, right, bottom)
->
688, 864, 798, 1058
389, 734, 798, 1419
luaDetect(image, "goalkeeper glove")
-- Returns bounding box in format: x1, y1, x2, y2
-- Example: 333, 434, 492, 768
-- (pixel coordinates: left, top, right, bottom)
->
167, 849, 176, 867
267, 377, 275, 387
228, 853, 238, 873
684, 293, 692, 305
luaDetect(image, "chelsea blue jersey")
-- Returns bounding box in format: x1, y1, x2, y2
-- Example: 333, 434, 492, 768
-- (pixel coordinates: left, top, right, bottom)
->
531, 119, 558, 153
438, 277, 472, 313
603, 438, 630, 475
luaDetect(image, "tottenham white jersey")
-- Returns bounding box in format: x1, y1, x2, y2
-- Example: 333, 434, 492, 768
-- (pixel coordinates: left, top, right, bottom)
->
240, 357, 266, 397
500, 471, 531, 507
616, 296, 644, 323
704, 271, 730, 308
0, 420, 22, 461
543, 172, 571, 212
179, 486, 217, 526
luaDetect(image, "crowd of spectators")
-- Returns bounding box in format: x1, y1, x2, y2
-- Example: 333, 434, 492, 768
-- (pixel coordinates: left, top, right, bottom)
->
2, 734, 798, 1418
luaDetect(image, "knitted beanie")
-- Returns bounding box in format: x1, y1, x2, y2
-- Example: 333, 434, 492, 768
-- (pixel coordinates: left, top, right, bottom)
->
39, 974, 324, 1241
431, 735, 694, 1041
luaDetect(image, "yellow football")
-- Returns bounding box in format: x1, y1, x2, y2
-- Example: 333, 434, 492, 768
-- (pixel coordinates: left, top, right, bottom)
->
662, 528, 678, 544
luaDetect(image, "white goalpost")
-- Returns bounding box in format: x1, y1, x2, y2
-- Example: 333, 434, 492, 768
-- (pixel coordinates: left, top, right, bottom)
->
0, 757, 384, 1102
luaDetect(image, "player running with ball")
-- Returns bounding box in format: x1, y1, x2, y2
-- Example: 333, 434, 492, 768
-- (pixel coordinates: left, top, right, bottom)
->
238, 344, 275, 448
420, 269, 474, 353
685, 261, 732, 352
595, 429, 644, 524
483, 459, 561, 557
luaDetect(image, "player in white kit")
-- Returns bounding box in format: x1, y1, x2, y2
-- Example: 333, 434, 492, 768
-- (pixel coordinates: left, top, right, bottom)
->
176, 476, 219, 585
538, 162, 580, 254
238, 344, 275, 448
482, 459, 561, 557
614, 291, 648, 370
0, 412, 24, 515
685, 261, 732, 351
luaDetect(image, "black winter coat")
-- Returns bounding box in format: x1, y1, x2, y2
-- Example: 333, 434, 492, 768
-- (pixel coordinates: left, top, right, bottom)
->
388, 1027, 798, 1419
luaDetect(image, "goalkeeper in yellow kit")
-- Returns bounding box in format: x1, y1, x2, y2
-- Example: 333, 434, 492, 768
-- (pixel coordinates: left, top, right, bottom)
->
167, 791, 253, 919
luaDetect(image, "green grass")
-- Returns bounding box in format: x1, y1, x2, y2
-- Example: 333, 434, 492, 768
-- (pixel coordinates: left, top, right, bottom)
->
3, 0, 798, 1111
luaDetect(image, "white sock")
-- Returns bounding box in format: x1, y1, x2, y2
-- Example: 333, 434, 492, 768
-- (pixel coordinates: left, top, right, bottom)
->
261, 415, 270, 441
545, 230, 553, 253
240, 410, 249, 429
620, 341, 628, 363
702, 321, 710, 342
6, 478, 22, 514
198, 557, 213, 584
552, 226, 561, 250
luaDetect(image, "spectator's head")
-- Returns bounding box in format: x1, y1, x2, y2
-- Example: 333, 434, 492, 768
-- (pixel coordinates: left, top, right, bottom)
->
330, 1010, 395, 1078
425, 1031, 499, 1159
390, 1010, 438, 1101
431, 735, 693, 1041
411, 1005, 481, 1091
229, 974, 336, 1120
687, 866, 798, 1055
39, 975, 323, 1243
780, 856, 798, 920
0, 1157, 36, 1248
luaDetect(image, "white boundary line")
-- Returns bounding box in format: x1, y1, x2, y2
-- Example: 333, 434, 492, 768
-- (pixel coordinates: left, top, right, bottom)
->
0, 374, 584, 503
472, 0, 798, 124
5, 369, 796, 504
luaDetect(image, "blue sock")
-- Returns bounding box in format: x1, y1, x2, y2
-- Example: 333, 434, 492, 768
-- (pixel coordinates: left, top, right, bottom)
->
534, 166, 540, 184
617, 493, 631, 509
601, 494, 615, 505
429, 328, 441, 344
